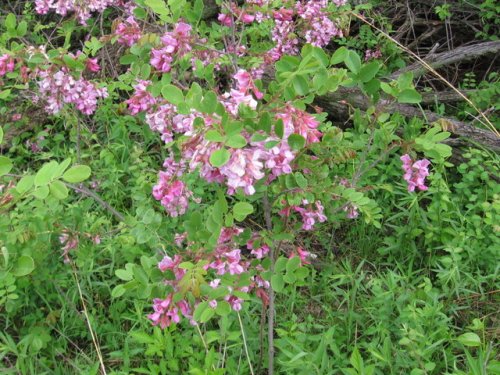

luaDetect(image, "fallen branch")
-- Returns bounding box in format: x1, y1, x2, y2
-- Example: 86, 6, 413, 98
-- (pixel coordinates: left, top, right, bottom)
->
314, 86, 500, 151
391, 41, 500, 79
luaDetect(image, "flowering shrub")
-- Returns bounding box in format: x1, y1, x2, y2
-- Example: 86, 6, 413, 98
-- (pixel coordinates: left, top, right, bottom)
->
3, 0, 497, 374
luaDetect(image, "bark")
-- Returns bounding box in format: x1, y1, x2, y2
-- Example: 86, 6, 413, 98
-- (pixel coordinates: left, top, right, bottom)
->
313, 87, 500, 151
391, 41, 500, 79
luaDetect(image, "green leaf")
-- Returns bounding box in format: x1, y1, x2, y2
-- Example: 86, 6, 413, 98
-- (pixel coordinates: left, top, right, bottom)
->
13, 255, 35, 277
161, 84, 184, 106
286, 256, 301, 274
145, 0, 170, 19
0, 127, 3, 144
119, 54, 138, 65
49, 180, 69, 200
275, 119, 284, 138
32, 185, 50, 200
233, 202, 254, 221
62, 165, 91, 183
16, 21, 27, 37
397, 89, 422, 104
15, 175, 34, 195
209, 149, 230, 167
201, 91, 218, 114
193, 301, 209, 322
215, 301, 231, 316
35, 161, 59, 186
271, 274, 285, 293
288, 134, 306, 150
226, 134, 247, 149
358, 62, 380, 83
200, 306, 215, 323
350, 347, 363, 371
115, 268, 133, 281
133, 266, 149, 285
292, 75, 309, 96
0, 156, 13, 177
5, 13, 16, 31
457, 332, 481, 347
331, 47, 348, 65
205, 130, 225, 142
111, 285, 126, 298
345, 50, 361, 73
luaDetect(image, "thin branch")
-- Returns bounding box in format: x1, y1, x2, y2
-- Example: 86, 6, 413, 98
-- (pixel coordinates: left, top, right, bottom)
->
66, 183, 126, 222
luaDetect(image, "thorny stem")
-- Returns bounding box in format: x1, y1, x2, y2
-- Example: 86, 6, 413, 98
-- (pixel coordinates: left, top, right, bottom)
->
262, 192, 274, 375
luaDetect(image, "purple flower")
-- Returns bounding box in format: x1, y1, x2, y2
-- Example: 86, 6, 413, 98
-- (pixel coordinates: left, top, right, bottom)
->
400, 154, 431, 192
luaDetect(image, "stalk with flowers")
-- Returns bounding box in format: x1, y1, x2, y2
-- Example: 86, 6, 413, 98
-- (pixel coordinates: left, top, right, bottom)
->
0, 0, 456, 372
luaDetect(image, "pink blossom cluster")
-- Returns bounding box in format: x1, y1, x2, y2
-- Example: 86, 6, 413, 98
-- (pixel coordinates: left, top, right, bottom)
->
269, 9, 299, 61
37, 69, 108, 115
35, 0, 115, 24
67, 51, 101, 72
0, 54, 15, 77
149, 295, 192, 329
150, 22, 193, 73
126, 80, 156, 115
400, 154, 431, 192
281, 200, 327, 230
365, 49, 382, 61
59, 230, 79, 264
247, 237, 270, 259
149, 227, 272, 327
338, 179, 359, 219
115, 16, 142, 47
218, 3, 256, 26
289, 246, 313, 265
152, 172, 193, 217
297, 0, 343, 47
276, 104, 322, 144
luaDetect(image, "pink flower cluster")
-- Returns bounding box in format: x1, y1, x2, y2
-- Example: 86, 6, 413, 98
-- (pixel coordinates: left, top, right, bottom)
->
297, 0, 343, 47
400, 154, 431, 192
115, 16, 142, 47
365, 49, 382, 61
149, 295, 192, 329
59, 230, 79, 264
0, 54, 15, 77
281, 200, 327, 230
269, 9, 299, 61
149, 227, 272, 328
276, 104, 322, 144
218, 4, 256, 26
152, 172, 193, 217
35, 0, 115, 24
37, 69, 108, 115
150, 23, 193, 73
126, 80, 156, 115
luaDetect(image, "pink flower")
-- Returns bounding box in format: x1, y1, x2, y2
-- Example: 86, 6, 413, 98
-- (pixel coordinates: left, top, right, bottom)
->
126, 80, 156, 115
218, 13, 233, 26
293, 200, 327, 230
86, 58, 100, 72
400, 154, 431, 192
0, 54, 15, 76
219, 148, 265, 195
150, 48, 174, 72
115, 16, 141, 46
289, 246, 312, 265
148, 295, 192, 328
152, 173, 192, 217
276, 105, 322, 144
36, 69, 107, 115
